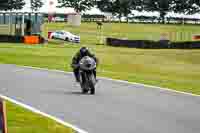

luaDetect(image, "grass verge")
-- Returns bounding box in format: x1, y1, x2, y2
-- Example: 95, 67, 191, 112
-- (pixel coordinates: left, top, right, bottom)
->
6, 101, 75, 133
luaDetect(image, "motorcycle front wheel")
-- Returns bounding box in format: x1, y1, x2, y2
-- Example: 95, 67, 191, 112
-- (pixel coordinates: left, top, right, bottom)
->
80, 72, 89, 94
88, 73, 96, 95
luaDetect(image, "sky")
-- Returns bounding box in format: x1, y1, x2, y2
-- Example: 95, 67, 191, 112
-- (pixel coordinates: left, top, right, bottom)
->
21, 0, 200, 18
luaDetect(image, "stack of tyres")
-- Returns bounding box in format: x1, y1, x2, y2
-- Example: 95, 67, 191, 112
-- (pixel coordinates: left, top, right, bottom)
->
24, 36, 39, 45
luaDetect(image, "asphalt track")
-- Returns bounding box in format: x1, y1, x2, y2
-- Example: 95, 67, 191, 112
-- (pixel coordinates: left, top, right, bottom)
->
0, 64, 200, 133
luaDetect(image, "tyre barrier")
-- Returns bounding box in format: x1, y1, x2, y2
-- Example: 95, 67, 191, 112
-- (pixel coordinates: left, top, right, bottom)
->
0, 35, 24, 43
0, 35, 45, 44
106, 38, 200, 49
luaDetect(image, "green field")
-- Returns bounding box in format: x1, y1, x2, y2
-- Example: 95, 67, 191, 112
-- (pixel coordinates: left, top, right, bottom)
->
6, 101, 75, 133
44, 22, 200, 43
1, 23, 200, 133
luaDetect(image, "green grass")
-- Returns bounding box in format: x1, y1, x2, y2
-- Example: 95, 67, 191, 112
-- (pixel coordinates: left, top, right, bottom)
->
6, 101, 75, 133
44, 22, 200, 43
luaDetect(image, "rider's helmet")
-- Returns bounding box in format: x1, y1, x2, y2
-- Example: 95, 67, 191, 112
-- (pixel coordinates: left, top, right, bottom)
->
80, 47, 89, 57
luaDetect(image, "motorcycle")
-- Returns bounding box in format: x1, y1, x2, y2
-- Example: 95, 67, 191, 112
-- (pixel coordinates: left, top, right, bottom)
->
78, 56, 97, 94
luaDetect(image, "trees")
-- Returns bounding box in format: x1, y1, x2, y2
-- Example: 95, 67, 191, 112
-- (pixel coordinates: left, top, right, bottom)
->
119, 0, 134, 22
168, 0, 200, 24
8, 0, 25, 10
0, 0, 25, 10
97, 0, 136, 22
0, 0, 9, 10
96, 0, 114, 14
112, 0, 123, 22
31, 0, 44, 11
142, 0, 172, 24
55, 0, 200, 23
121, 0, 144, 22
57, 0, 95, 13
97, 0, 124, 22
171, 0, 200, 15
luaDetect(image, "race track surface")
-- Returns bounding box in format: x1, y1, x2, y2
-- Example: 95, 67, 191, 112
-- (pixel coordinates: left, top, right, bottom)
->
0, 64, 200, 133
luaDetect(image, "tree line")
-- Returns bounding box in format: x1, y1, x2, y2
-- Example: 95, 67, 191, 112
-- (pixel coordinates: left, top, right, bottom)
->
57, 0, 200, 23
96, 0, 200, 23
0, 0, 43, 11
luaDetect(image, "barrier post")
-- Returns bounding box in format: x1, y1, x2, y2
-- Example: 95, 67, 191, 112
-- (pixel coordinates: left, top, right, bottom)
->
0, 98, 7, 133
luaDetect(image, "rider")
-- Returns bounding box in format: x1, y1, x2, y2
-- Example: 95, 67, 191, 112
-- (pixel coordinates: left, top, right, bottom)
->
71, 47, 98, 82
